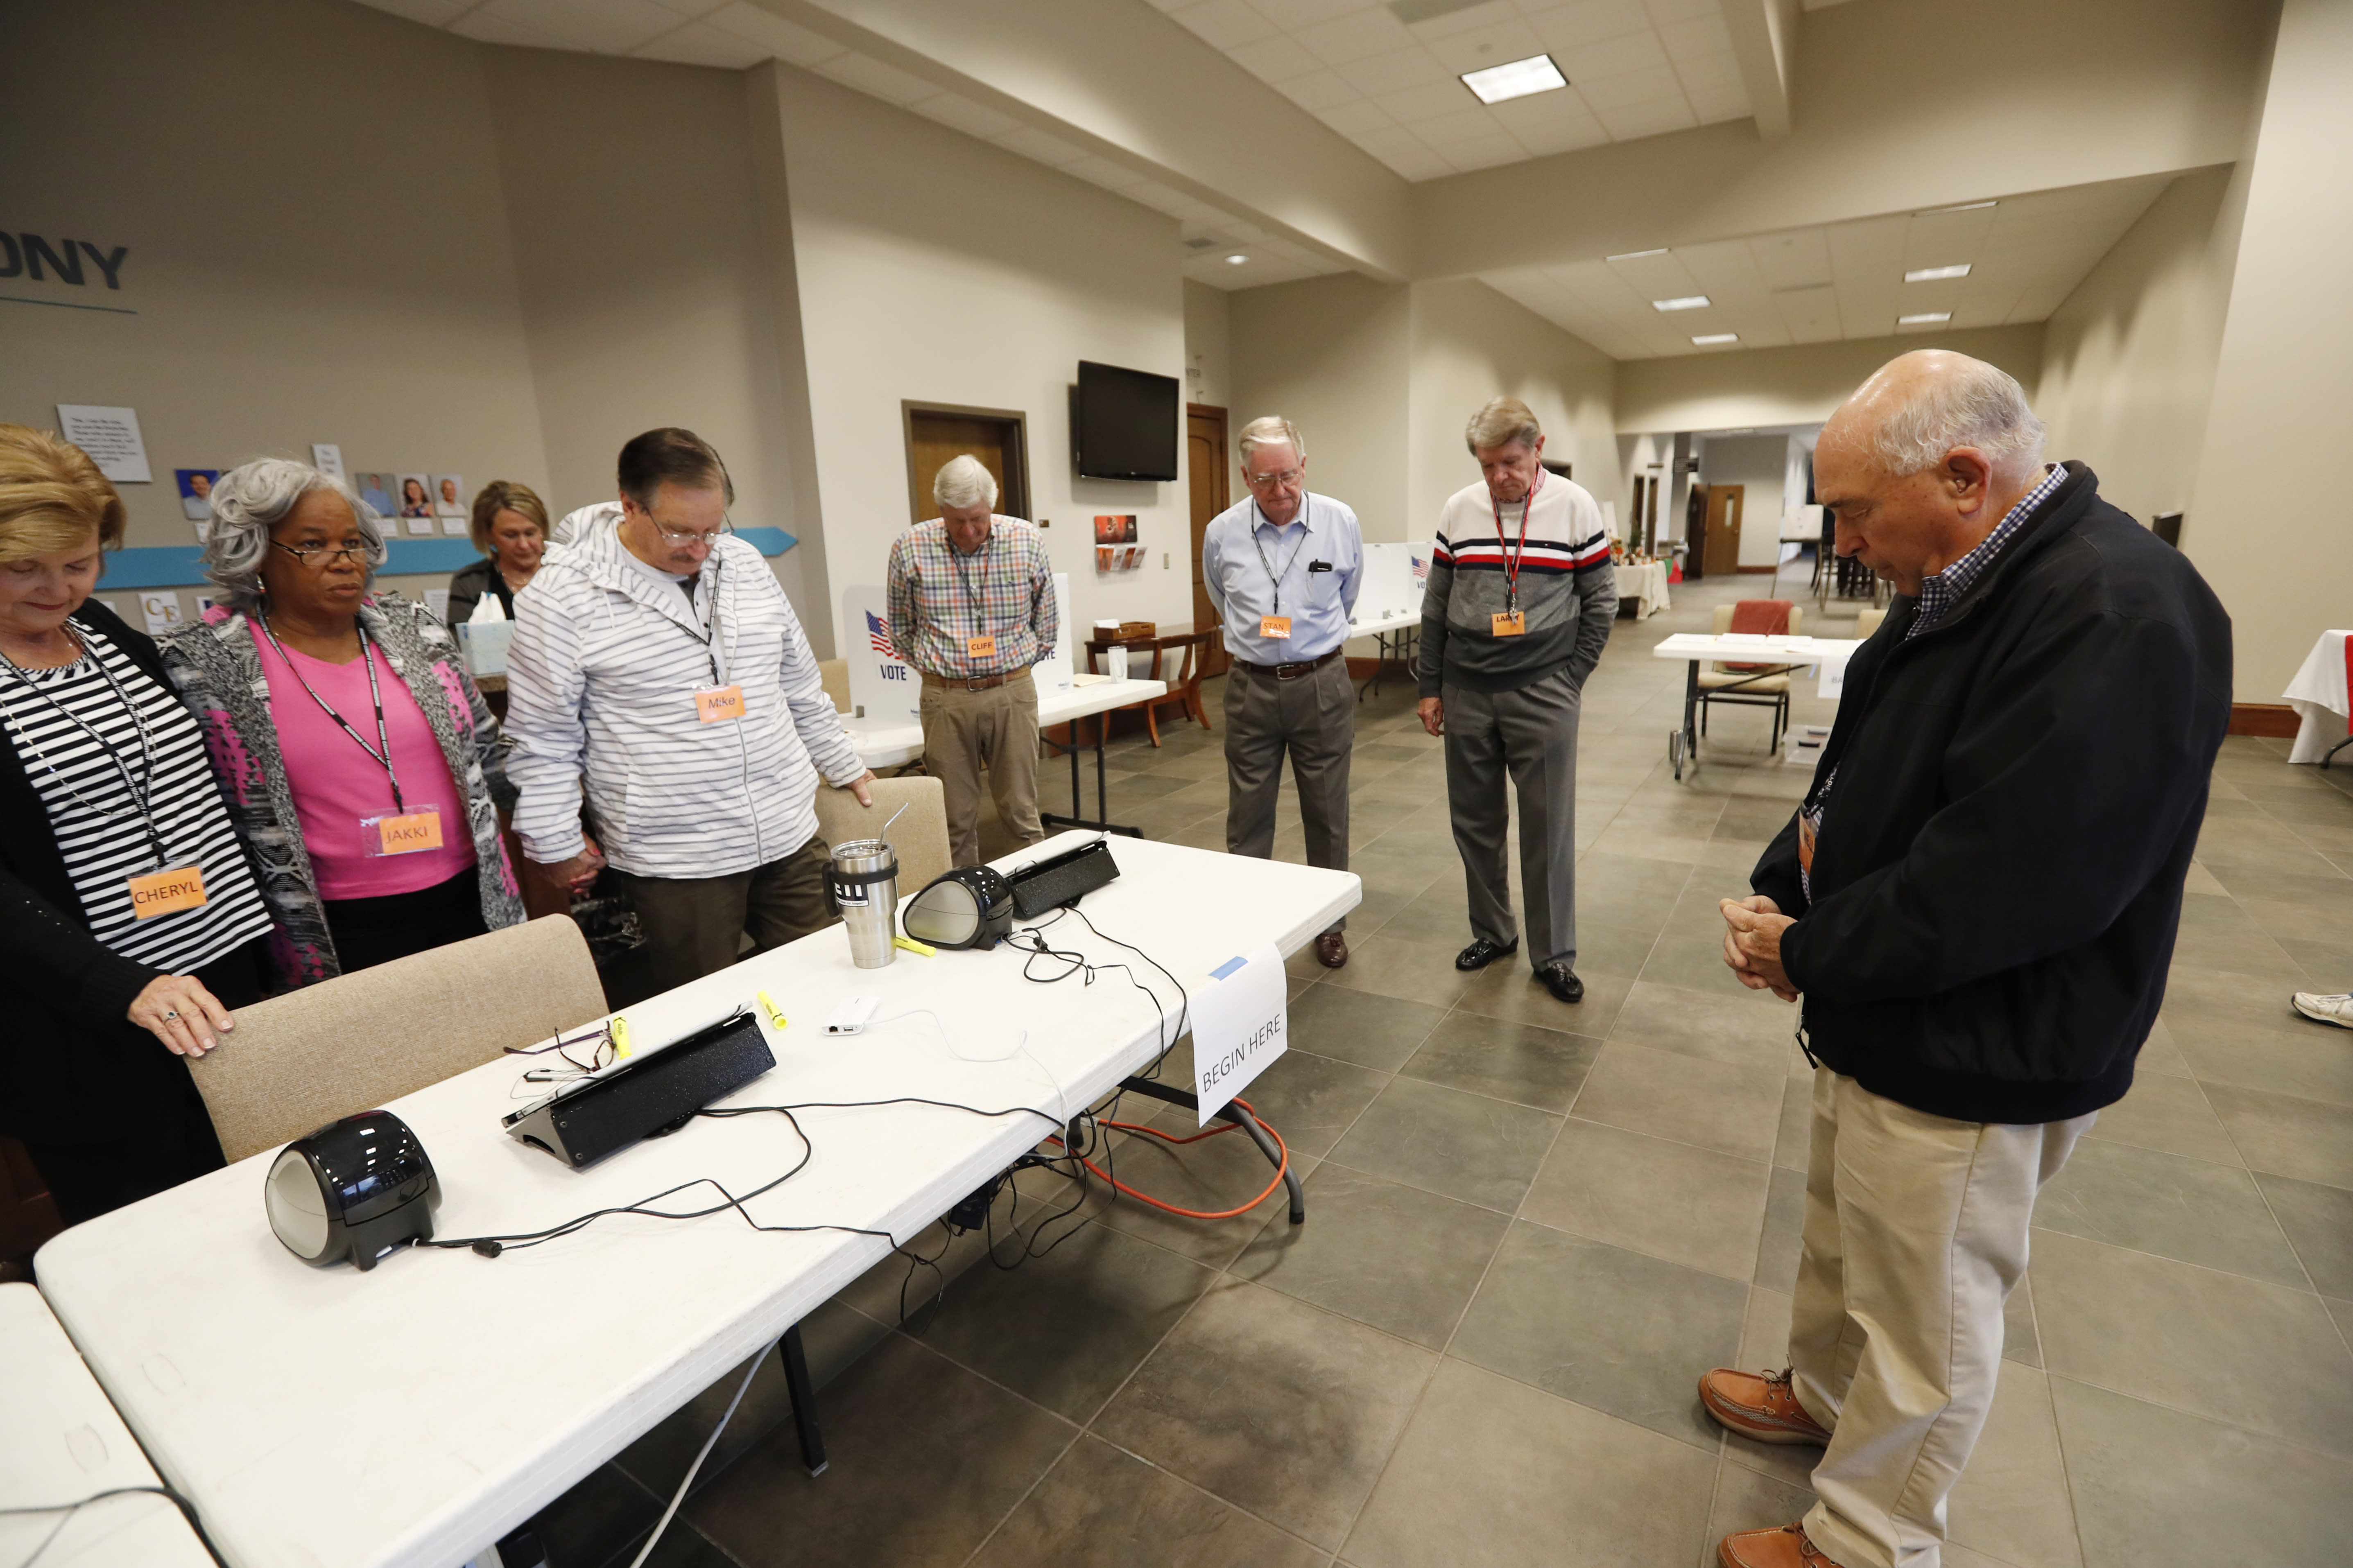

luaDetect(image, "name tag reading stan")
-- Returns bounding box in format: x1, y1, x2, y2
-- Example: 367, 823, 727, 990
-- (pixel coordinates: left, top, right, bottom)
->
966, 634, 997, 661
128, 865, 208, 919
364, 808, 446, 857
1491, 610, 1527, 637
695, 684, 746, 723
1260, 616, 1293, 640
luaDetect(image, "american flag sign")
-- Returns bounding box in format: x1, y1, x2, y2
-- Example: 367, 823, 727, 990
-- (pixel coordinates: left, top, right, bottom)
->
1411, 554, 1429, 581
867, 610, 900, 660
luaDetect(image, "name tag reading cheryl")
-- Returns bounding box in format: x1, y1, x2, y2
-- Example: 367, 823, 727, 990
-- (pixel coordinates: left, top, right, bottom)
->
128, 865, 208, 919
966, 633, 997, 661
1491, 610, 1527, 637
365, 807, 446, 857
695, 684, 746, 723
1260, 616, 1292, 640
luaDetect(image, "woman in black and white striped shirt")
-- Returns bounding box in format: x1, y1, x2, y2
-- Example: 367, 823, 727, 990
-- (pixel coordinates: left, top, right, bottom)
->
0, 425, 272, 1225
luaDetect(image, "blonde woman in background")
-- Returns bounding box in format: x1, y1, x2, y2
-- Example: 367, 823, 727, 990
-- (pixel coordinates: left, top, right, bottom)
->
446, 480, 549, 623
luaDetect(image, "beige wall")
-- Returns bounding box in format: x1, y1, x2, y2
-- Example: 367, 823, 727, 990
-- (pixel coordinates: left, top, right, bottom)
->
1615, 325, 2046, 437
2186, 0, 2353, 704
775, 68, 1195, 632
1230, 276, 1414, 541
2036, 166, 2251, 530
1183, 282, 1233, 419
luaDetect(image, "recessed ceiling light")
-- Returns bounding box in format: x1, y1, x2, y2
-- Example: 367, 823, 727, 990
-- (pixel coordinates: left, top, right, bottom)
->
1224, 253, 1249, 265
1461, 53, 1568, 106
1916, 200, 1998, 215
1607, 248, 1669, 261
1691, 333, 1739, 346
1652, 295, 1711, 312
1898, 311, 1952, 325
1904, 264, 1971, 282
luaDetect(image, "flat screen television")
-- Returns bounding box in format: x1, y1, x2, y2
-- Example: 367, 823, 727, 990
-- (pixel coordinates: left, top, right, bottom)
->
1072, 360, 1179, 481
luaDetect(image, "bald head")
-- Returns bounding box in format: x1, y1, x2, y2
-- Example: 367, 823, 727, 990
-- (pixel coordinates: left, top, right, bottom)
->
1815, 350, 2052, 596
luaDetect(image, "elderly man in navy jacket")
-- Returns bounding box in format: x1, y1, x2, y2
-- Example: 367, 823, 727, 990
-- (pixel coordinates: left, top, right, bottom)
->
1698, 352, 2231, 1568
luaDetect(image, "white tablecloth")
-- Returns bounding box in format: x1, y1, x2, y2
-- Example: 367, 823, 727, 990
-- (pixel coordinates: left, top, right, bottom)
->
1618, 560, 1671, 619
2283, 630, 2352, 763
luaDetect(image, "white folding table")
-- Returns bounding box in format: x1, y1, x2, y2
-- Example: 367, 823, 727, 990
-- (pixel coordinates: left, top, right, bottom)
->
0, 1283, 213, 1568
34, 835, 1357, 1568
2282, 629, 2353, 765
1652, 633, 1864, 779
844, 676, 1167, 834
1348, 608, 1419, 700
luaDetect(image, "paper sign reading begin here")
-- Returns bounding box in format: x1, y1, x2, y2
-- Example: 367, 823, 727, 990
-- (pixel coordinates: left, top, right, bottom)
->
1190, 942, 1287, 1125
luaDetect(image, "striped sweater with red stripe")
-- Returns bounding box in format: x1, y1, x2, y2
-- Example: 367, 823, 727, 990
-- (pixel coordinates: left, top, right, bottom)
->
1417, 475, 1618, 696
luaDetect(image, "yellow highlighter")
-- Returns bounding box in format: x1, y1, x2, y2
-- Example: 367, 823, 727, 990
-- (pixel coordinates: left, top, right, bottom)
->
758, 990, 789, 1030
610, 1014, 632, 1059
894, 934, 937, 957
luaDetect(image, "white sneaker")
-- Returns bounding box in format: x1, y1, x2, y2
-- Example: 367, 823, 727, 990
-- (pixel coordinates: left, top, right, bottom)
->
2292, 992, 2353, 1028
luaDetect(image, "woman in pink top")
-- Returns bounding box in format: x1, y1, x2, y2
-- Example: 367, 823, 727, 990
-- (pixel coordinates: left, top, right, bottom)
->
161, 459, 524, 985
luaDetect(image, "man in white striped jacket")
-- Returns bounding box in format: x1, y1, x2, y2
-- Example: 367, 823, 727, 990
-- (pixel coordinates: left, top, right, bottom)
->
506, 429, 873, 995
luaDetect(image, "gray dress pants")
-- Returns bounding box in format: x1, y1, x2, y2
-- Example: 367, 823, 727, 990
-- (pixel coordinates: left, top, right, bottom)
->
1442, 667, 1580, 969
1223, 657, 1353, 929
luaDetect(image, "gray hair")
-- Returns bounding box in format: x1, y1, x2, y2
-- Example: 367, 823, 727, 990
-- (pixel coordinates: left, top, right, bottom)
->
203, 459, 387, 611
932, 454, 999, 511
1864, 357, 2046, 478
1466, 397, 1541, 454
1236, 416, 1305, 467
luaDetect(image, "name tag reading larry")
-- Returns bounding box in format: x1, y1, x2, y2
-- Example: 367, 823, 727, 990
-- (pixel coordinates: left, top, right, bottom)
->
1260, 616, 1292, 640
364, 808, 446, 857
695, 684, 746, 723
966, 634, 997, 661
1491, 610, 1527, 637
128, 865, 208, 919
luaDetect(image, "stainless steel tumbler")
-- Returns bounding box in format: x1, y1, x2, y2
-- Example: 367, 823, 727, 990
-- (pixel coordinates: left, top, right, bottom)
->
828, 837, 899, 969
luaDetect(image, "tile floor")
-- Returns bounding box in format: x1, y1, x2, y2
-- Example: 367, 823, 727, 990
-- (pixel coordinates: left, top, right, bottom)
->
527, 573, 2353, 1568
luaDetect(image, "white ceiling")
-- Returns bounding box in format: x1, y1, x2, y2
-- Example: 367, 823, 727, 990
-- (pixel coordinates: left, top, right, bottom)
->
1479, 175, 2176, 359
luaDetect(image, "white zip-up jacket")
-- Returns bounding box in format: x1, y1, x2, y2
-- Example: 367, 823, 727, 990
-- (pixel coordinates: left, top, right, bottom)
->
505, 516, 864, 878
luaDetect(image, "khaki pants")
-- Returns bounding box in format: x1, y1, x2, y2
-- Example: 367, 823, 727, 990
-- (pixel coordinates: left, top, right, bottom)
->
606, 833, 835, 996
1223, 657, 1353, 929
1790, 1069, 2093, 1568
920, 669, 1043, 868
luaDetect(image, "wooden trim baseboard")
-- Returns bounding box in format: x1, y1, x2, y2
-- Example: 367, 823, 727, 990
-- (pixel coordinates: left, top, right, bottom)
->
2229, 703, 2303, 739
1735, 564, 1779, 574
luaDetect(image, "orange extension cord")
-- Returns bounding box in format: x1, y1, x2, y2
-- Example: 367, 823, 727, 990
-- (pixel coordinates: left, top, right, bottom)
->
1044, 1096, 1290, 1220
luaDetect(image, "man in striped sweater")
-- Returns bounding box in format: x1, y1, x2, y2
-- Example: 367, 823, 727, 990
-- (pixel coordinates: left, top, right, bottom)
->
1416, 398, 1617, 1005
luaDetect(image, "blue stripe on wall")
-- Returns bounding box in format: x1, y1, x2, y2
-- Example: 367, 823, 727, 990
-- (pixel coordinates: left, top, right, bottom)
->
100, 527, 797, 590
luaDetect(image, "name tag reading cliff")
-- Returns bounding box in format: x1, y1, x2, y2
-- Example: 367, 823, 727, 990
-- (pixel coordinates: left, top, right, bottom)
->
1190, 941, 1287, 1125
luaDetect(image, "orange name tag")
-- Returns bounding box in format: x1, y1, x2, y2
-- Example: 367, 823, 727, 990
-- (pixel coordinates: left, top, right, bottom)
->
1798, 813, 1817, 874
1260, 616, 1292, 640
128, 865, 208, 919
695, 685, 746, 723
1491, 610, 1527, 637
966, 634, 997, 661
374, 810, 446, 856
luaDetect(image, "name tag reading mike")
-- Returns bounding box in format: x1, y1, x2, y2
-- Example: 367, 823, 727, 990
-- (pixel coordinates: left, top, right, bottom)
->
966, 634, 997, 661
128, 865, 208, 919
364, 807, 446, 857
1491, 610, 1527, 637
1260, 616, 1292, 640
695, 685, 746, 723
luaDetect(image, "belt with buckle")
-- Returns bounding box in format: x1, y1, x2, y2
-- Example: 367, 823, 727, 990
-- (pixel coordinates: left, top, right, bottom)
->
1235, 648, 1342, 681
921, 669, 1021, 691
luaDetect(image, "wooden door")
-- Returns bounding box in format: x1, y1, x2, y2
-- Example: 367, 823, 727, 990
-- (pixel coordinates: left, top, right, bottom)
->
1186, 404, 1230, 676
1703, 484, 1744, 578
903, 404, 1029, 523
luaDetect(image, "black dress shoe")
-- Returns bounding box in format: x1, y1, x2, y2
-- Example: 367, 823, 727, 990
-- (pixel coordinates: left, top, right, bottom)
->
1537, 962, 1584, 1003
1455, 937, 1519, 972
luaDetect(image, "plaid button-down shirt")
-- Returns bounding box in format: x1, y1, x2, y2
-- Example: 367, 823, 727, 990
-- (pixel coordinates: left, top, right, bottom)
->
885, 517, 1058, 679
1907, 463, 2068, 638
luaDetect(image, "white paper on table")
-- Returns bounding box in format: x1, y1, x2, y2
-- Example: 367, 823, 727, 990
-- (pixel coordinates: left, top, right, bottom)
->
1033, 573, 1075, 694
1818, 658, 1848, 700
310, 443, 345, 481
1190, 942, 1287, 1125
139, 593, 183, 634
56, 406, 151, 482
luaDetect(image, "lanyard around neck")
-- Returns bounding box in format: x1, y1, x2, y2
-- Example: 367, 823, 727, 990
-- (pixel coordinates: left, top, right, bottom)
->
1249, 495, 1312, 616
0, 625, 170, 868
258, 612, 407, 813
1489, 468, 1546, 614
948, 527, 991, 622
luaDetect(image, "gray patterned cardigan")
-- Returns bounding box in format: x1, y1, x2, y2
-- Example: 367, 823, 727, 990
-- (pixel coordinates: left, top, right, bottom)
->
158, 595, 524, 989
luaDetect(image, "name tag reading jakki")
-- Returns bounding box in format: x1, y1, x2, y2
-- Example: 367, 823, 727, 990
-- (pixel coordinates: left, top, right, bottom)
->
966, 633, 997, 661
1260, 616, 1292, 640
695, 685, 746, 723
1491, 610, 1527, 637
128, 865, 208, 919
364, 807, 446, 857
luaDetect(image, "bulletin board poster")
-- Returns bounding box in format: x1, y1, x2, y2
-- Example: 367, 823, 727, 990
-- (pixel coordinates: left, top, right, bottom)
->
841, 584, 919, 725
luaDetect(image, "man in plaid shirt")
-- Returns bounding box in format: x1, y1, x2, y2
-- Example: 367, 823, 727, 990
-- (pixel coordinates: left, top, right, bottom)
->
885, 455, 1059, 865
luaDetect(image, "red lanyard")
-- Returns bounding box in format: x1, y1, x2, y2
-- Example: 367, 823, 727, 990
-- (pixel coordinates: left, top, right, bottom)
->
1489, 466, 1546, 614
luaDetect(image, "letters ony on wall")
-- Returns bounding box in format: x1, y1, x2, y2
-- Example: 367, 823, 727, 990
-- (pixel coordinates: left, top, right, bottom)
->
2, 231, 132, 308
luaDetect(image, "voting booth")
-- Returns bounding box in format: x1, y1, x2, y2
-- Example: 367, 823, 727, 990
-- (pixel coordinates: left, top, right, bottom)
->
841, 574, 1073, 722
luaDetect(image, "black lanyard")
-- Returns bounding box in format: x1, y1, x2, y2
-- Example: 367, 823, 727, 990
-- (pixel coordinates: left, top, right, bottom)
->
1248, 495, 1313, 616
948, 528, 991, 626
671, 560, 725, 685
0, 625, 171, 869
258, 612, 407, 813
1488, 468, 1546, 616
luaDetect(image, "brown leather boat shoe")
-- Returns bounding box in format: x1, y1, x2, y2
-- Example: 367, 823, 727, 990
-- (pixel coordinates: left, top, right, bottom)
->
1718, 1523, 1846, 1568
1699, 1367, 1831, 1445
1315, 930, 1348, 968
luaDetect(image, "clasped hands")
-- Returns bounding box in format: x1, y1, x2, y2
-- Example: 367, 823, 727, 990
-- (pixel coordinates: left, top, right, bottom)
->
1720, 895, 1799, 1002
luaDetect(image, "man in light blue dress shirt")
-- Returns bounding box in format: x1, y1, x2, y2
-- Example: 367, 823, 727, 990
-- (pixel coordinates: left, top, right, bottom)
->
1200, 416, 1364, 968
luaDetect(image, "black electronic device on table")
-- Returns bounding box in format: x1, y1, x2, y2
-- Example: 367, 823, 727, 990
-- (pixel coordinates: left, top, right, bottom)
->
265, 1109, 441, 1270
502, 1010, 774, 1170
903, 865, 1016, 949
1007, 836, 1120, 919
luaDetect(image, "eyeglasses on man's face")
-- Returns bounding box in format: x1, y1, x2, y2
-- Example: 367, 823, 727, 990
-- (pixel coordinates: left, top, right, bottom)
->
272, 540, 370, 567
651, 517, 734, 547
1244, 468, 1303, 490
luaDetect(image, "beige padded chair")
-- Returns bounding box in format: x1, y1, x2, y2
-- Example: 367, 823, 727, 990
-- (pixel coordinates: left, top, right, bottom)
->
188, 915, 608, 1163
817, 659, 852, 714
1855, 606, 1887, 639
1698, 600, 1805, 752
814, 773, 952, 897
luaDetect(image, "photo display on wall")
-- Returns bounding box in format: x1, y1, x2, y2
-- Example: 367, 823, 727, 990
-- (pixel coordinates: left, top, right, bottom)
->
174, 469, 218, 528
395, 474, 435, 534
1094, 515, 1142, 572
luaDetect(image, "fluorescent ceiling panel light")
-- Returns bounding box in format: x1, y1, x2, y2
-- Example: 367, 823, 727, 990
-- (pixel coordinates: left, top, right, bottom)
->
1903, 264, 1971, 282
1916, 200, 1998, 215
1225, 253, 1249, 264
1898, 311, 1952, 325
1607, 248, 1669, 261
1691, 333, 1739, 346
1652, 295, 1711, 312
1461, 54, 1568, 106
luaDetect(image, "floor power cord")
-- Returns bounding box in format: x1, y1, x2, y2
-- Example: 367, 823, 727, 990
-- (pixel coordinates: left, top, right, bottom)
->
624, 1340, 765, 1568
